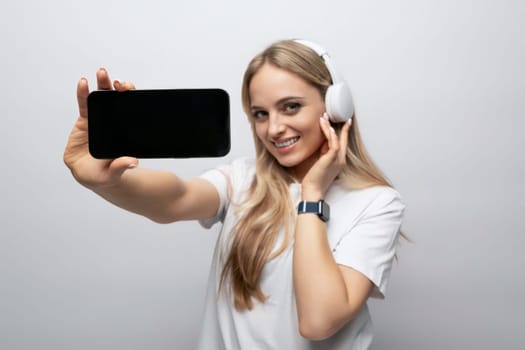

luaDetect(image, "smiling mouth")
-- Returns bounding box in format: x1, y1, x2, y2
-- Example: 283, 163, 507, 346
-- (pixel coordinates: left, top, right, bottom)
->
274, 137, 300, 148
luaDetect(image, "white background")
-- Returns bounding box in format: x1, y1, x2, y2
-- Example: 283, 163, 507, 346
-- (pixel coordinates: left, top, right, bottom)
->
1, 0, 524, 349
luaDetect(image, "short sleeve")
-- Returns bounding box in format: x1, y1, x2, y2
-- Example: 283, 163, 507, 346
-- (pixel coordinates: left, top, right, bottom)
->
333, 188, 405, 298
197, 158, 255, 229
198, 165, 231, 229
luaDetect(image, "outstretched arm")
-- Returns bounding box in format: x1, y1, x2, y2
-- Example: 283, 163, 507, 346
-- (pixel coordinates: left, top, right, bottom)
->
63, 68, 220, 223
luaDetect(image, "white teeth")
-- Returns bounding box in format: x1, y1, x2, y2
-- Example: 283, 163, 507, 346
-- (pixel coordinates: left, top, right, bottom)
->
275, 137, 299, 148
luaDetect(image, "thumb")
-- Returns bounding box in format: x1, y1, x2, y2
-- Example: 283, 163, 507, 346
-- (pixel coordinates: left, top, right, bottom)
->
109, 156, 139, 176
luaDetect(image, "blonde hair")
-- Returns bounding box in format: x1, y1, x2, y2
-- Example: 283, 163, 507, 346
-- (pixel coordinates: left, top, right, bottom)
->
221, 40, 397, 310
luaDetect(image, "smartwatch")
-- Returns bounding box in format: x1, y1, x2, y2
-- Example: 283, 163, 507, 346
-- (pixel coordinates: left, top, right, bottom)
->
297, 200, 330, 222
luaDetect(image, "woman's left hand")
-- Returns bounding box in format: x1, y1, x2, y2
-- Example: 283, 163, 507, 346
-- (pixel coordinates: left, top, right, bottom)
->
301, 113, 351, 201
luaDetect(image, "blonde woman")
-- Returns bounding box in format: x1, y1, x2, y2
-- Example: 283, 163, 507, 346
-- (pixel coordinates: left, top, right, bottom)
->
64, 39, 405, 349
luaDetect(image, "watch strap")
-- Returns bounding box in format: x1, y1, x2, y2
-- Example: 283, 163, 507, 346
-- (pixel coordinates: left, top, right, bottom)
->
297, 200, 330, 222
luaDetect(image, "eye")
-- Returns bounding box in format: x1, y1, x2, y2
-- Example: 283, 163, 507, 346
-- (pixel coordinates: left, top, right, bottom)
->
283, 102, 301, 114
251, 110, 268, 120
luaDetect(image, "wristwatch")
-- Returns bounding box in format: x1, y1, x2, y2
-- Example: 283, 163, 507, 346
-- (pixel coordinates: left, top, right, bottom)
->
297, 200, 330, 222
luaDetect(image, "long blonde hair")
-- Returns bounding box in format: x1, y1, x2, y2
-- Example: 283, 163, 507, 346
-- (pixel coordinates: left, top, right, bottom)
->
221, 40, 396, 310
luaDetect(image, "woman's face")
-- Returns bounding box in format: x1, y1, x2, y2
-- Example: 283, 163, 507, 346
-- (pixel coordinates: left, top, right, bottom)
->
249, 63, 326, 180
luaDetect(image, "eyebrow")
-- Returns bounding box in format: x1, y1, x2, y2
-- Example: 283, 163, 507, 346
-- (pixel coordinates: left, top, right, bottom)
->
250, 96, 306, 110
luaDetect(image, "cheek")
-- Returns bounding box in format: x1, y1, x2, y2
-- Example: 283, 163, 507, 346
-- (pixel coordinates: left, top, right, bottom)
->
308, 121, 326, 146
254, 123, 267, 141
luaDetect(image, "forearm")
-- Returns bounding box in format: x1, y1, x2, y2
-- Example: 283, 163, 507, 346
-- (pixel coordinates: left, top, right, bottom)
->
293, 213, 352, 339
91, 168, 187, 223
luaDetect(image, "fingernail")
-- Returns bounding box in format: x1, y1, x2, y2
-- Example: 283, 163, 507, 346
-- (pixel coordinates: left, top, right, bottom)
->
330, 127, 335, 133
99, 66, 107, 72
127, 163, 137, 169
323, 112, 330, 120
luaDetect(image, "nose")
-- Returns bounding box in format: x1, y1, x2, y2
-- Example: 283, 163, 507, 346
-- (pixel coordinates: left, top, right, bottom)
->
267, 113, 285, 138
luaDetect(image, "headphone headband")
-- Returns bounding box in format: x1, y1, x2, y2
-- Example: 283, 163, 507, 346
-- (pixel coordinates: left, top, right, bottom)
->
292, 39, 354, 122
293, 39, 341, 83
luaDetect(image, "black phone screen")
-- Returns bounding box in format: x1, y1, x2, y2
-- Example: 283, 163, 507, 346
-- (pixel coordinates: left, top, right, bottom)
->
87, 89, 230, 158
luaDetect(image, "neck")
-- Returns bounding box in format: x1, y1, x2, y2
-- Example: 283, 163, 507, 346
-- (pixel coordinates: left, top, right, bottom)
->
287, 149, 322, 183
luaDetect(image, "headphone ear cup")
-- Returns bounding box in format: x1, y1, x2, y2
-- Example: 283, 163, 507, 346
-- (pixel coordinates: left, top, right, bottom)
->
325, 82, 354, 123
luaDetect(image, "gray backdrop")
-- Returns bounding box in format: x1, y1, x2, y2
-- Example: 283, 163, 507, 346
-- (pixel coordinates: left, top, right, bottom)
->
1, 0, 523, 349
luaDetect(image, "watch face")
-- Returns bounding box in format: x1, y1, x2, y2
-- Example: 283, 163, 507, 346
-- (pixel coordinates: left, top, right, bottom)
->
320, 200, 330, 222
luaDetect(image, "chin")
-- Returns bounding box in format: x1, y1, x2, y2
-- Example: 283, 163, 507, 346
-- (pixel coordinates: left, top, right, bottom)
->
272, 153, 303, 169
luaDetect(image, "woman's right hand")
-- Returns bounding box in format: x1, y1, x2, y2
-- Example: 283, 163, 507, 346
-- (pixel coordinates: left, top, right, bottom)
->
63, 68, 139, 189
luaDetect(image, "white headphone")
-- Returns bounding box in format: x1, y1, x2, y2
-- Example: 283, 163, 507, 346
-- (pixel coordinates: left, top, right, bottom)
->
294, 39, 354, 123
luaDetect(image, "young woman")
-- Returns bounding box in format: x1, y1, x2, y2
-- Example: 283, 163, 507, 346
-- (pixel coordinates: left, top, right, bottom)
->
64, 39, 405, 349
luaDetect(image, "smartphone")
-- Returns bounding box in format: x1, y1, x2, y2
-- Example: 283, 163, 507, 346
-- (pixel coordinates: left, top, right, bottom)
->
87, 89, 230, 158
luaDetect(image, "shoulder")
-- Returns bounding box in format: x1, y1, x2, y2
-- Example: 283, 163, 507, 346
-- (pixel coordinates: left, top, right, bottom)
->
329, 185, 405, 223
201, 157, 255, 179
331, 184, 403, 207
199, 157, 256, 196
353, 186, 404, 207
219, 157, 256, 185
229, 157, 256, 175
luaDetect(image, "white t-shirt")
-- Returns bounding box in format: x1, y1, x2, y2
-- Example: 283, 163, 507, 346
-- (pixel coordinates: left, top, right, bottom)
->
197, 158, 405, 350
